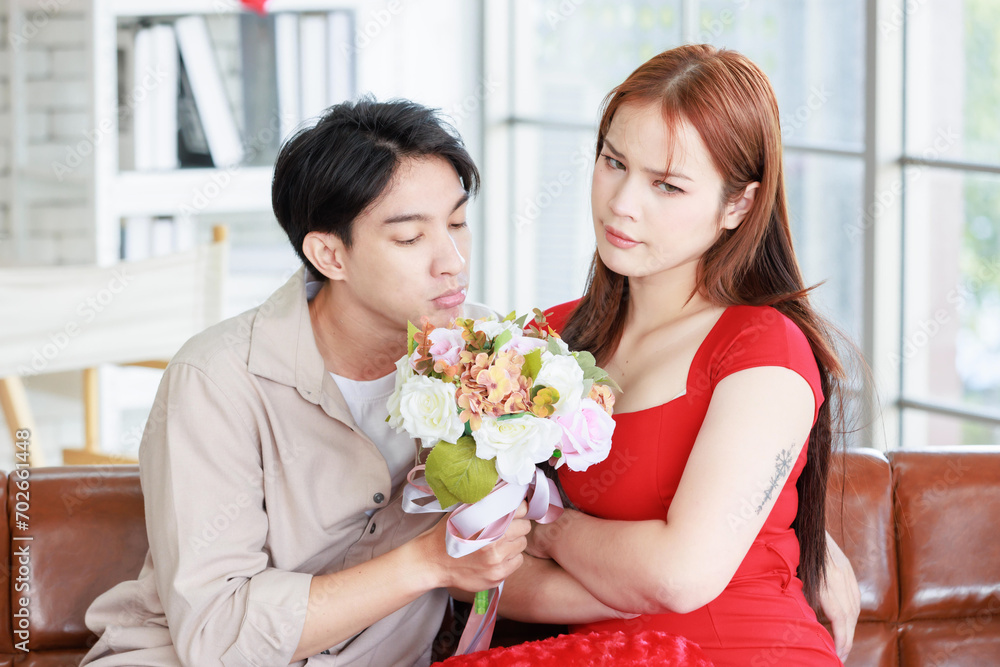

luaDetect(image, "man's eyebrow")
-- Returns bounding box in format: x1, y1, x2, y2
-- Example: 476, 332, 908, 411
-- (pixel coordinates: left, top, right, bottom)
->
603, 139, 692, 182
382, 193, 470, 224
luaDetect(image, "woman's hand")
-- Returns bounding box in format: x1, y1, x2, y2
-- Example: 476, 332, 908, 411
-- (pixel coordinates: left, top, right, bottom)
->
819, 531, 860, 662
525, 509, 573, 560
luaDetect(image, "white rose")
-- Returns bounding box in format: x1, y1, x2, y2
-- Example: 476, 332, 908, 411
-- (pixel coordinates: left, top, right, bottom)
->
473, 415, 564, 485
397, 375, 464, 446
386, 354, 415, 431
472, 317, 504, 339
534, 353, 585, 416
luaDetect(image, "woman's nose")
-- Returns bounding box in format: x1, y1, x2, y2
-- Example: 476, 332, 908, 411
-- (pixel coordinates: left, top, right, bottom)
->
608, 178, 641, 220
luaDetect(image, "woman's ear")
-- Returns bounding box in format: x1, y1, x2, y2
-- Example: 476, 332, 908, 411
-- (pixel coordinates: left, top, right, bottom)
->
722, 182, 759, 230
302, 231, 349, 281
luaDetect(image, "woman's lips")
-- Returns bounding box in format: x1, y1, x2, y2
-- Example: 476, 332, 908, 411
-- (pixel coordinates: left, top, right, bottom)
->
433, 289, 467, 309
605, 226, 640, 249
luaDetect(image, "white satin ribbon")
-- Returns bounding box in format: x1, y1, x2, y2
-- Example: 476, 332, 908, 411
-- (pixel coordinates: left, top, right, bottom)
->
402, 465, 564, 653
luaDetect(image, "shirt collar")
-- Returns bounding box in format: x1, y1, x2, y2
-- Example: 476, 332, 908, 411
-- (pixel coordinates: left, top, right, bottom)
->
246, 267, 357, 427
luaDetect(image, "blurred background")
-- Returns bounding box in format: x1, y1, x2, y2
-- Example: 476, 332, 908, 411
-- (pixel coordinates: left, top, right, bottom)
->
0, 0, 997, 468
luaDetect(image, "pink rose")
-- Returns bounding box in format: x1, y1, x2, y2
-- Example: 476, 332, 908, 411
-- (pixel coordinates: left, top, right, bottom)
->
553, 398, 615, 472
427, 327, 465, 367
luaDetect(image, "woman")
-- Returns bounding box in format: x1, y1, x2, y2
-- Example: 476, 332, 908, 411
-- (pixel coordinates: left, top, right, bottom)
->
505, 45, 857, 665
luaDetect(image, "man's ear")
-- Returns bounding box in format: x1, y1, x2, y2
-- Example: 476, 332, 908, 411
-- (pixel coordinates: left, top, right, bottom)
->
302, 231, 349, 281
722, 182, 759, 231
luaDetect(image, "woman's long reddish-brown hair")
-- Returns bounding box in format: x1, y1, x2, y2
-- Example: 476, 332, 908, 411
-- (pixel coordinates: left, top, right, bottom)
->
562, 44, 845, 605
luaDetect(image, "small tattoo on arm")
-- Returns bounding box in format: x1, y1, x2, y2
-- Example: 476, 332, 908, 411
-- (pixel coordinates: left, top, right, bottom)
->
755, 447, 794, 514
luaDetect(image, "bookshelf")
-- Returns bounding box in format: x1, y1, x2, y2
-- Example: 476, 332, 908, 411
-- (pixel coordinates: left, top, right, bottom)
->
7, 0, 360, 266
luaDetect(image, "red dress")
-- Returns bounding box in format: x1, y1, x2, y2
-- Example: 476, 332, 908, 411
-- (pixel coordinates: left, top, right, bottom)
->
545, 301, 840, 666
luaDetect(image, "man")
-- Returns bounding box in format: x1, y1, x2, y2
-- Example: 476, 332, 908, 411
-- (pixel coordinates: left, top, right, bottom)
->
82, 99, 530, 667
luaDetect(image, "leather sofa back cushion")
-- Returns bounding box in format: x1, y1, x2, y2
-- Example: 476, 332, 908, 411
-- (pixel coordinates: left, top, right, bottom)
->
898, 620, 1000, 667
893, 449, 1000, 621
825, 448, 898, 621
9, 467, 146, 650
0, 474, 11, 655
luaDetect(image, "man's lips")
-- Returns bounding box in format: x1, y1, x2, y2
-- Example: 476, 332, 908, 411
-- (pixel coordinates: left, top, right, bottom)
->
433, 289, 467, 309
605, 226, 640, 249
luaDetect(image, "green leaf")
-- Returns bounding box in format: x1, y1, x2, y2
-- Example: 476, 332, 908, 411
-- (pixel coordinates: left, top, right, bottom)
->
496, 412, 524, 422
407, 321, 420, 355
585, 367, 621, 390
522, 348, 543, 381
575, 350, 597, 370
502, 310, 517, 322
424, 436, 499, 506
493, 329, 513, 351
547, 338, 563, 355
514, 312, 530, 329
602, 377, 623, 393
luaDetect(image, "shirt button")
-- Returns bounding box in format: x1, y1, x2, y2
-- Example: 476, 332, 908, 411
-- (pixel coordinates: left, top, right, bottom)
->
373, 492, 385, 504
369, 523, 376, 534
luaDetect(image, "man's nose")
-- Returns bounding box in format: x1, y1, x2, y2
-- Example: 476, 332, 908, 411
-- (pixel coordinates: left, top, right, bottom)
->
434, 230, 466, 275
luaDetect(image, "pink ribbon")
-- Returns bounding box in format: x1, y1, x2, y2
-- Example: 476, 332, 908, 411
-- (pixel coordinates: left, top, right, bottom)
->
402, 466, 563, 653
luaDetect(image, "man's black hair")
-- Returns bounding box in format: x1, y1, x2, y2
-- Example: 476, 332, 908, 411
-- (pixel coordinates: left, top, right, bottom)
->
272, 96, 480, 278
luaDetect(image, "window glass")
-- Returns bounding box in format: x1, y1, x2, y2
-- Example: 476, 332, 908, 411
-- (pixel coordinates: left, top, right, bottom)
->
902, 167, 1000, 423
699, 0, 865, 149
906, 0, 1000, 165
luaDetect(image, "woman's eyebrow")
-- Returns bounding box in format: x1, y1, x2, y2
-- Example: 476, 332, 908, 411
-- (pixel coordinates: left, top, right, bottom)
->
603, 139, 692, 181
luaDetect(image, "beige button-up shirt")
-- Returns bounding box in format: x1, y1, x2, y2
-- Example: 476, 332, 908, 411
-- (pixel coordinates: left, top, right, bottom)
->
82, 269, 470, 667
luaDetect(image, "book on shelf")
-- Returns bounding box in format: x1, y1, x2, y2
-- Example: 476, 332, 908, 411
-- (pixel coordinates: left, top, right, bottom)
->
121, 21, 180, 261
299, 13, 329, 122
239, 12, 280, 165
272, 11, 356, 143
126, 21, 180, 172
274, 13, 301, 144
177, 59, 214, 168
174, 15, 245, 169
152, 23, 180, 171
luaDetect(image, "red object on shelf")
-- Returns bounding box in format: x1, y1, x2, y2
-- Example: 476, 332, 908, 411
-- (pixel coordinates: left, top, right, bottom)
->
432, 630, 714, 667
240, 0, 268, 14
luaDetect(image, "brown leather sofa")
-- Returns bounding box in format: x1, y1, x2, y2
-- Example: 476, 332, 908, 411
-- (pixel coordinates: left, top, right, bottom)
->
2, 448, 999, 666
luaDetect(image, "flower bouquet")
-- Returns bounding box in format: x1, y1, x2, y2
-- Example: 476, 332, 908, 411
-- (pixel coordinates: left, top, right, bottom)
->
387, 309, 618, 653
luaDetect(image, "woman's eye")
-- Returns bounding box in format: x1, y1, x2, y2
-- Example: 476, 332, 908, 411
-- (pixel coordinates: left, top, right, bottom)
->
396, 236, 420, 246
603, 155, 625, 170
450, 221, 468, 230
655, 181, 682, 194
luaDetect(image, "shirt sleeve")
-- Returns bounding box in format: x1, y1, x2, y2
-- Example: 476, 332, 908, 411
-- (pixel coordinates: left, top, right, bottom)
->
710, 307, 824, 416
140, 360, 313, 667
